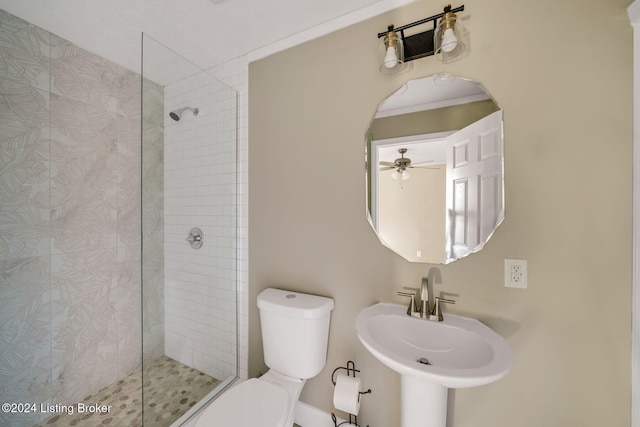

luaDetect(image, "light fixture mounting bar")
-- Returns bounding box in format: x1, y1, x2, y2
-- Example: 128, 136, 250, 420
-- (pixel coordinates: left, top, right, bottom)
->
376, 5, 464, 38
377, 4, 464, 63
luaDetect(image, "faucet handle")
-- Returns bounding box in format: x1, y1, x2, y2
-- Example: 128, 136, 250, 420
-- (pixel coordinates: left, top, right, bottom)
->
429, 297, 456, 321
397, 291, 419, 317
403, 286, 422, 313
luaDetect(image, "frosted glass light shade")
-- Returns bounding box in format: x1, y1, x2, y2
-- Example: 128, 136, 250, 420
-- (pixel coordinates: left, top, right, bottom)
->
391, 170, 411, 180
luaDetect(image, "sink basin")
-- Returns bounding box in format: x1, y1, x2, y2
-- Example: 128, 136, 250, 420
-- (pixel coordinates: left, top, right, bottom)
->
355, 303, 513, 389
356, 303, 513, 426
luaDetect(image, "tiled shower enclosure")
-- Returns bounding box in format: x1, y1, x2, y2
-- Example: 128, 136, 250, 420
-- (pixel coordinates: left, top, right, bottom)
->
0, 9, 238, 427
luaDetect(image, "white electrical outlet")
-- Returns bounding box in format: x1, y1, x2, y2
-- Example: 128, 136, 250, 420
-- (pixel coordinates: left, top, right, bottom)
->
505, 259, 527, 288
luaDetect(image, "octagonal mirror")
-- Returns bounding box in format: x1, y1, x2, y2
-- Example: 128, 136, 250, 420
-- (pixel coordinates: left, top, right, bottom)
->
365, 74, 504, 264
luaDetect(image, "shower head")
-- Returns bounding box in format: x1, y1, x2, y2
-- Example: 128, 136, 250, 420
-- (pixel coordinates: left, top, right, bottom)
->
169, 107, 199, 121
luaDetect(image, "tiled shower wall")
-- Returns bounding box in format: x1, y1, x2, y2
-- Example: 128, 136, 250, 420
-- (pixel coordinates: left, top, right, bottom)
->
142, 73, 166, 364
207, 56, 249, 379
163, 71, 238, 381
0, 9, 163, 426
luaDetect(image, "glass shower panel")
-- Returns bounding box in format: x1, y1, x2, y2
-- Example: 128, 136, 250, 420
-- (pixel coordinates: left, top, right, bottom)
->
0, 10, 236, 426
141, 34, 238, 427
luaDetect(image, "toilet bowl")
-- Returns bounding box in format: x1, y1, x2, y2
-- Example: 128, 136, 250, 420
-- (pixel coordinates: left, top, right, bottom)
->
194, 372, 303, 426
194, 288, 334, 427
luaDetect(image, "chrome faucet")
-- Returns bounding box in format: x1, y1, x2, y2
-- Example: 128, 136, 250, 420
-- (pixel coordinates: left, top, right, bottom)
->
396, 289, 419, 317
397, 277, 456, 321
430, 296, 456, 321
419, 277, 429, 319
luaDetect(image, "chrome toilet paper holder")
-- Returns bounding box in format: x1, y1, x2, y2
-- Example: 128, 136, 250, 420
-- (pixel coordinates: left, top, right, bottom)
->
331, 360, 372, 427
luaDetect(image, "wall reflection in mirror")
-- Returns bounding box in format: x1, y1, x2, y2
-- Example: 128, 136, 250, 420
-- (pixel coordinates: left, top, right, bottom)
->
365, 73, 504, 264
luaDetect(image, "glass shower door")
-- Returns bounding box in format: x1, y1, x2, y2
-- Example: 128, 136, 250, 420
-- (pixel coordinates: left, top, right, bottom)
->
141, 34, 238, 426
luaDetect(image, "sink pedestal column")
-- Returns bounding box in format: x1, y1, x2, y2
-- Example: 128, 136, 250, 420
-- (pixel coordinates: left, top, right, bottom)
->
401, 375, 448, 427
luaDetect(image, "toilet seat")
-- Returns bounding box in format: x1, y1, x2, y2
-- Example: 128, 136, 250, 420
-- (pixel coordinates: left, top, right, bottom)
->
195, 378, 291, 427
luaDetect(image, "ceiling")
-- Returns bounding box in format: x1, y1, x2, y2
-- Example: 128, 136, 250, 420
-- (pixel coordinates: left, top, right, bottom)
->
0, 0, 404, 83
376, 74, 490, 118
373, 74, 492, 164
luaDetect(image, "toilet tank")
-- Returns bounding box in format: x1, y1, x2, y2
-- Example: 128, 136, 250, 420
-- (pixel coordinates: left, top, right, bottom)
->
257, 288, 334, 379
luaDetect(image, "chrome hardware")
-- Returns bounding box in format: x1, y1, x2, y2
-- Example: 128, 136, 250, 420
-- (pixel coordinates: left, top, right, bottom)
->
185, 227, 204, 249
419, 278, 430, 319
398, 278, 456, 321
417, 357, 431, 365
403, 286, 422, 317
429, 297, 456, 321
397, 291, 419, 317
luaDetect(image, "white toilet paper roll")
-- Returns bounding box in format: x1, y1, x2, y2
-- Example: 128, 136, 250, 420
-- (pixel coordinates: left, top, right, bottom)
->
333, 373, 361, 415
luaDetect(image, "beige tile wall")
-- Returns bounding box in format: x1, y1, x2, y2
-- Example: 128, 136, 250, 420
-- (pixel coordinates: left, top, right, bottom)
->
0, 9, 163, 426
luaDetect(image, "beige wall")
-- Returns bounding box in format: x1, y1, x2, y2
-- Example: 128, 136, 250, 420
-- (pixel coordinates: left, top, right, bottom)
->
369, 99, 498, 140
248, 0, 633, 425
379, 167, 446, 263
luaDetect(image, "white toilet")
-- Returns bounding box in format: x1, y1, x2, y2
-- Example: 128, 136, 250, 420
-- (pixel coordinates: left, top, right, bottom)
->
195, 288, 334, 427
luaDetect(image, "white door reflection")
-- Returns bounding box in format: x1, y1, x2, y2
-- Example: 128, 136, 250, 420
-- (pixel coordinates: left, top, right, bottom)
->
446, 110, 503, 260
368, 102, 503, 264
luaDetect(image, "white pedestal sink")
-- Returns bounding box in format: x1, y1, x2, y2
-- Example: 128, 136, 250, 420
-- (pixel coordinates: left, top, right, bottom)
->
355, 303, 513, 427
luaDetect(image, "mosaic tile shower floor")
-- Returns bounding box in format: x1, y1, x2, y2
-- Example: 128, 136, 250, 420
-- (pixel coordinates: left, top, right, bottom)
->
33, 356, 220, 427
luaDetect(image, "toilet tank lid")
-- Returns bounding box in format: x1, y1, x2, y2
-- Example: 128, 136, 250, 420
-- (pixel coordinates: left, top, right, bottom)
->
258, 288, 334, 319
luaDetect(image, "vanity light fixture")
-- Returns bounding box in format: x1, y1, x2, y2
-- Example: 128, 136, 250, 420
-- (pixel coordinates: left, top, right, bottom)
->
380, 25, 405, 74
434, 5, 469, 63
377, 4, 467, 73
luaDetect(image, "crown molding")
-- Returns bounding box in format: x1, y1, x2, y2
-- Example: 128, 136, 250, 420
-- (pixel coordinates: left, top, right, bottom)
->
247, 0, 416, 62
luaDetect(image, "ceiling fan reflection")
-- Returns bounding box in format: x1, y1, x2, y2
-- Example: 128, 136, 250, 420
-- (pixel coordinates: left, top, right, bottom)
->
379, 148, 439, 174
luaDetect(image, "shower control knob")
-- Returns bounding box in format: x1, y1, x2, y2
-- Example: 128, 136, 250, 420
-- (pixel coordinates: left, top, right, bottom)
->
185, 227, 204, 249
